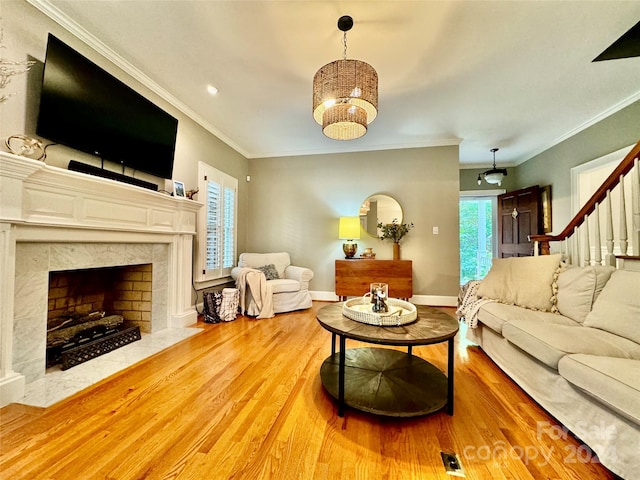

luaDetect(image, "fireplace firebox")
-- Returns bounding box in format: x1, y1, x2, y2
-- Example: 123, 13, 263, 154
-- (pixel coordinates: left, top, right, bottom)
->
45, 264, 151, 368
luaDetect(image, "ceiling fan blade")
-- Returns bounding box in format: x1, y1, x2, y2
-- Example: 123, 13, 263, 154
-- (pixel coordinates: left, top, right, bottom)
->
593, 21, 640, 62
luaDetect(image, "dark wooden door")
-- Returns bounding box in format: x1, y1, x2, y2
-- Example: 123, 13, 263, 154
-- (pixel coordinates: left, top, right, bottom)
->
498, 186, 541, 257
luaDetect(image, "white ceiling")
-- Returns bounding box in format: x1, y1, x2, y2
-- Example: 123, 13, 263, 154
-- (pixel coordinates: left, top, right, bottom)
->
31, 1, 640, 167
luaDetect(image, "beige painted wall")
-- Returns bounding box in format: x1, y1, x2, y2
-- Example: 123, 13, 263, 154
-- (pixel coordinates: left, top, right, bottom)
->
247, 146, 461, 298
513, 100, 640, 239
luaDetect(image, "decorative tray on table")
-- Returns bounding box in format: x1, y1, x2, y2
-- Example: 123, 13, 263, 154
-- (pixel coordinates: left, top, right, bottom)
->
342, 298, 417, 327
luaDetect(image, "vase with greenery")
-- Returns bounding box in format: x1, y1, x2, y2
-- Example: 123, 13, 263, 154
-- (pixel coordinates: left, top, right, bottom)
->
377, 219, 414, 260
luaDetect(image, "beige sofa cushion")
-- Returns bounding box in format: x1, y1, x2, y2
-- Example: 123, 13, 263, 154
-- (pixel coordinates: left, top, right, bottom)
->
556, 265, 615, 323
584, 270, 640, 344
478, 302, 577, 335
559, 354, 640, 424
502, 320, 640, 370
477, 254, 562, 311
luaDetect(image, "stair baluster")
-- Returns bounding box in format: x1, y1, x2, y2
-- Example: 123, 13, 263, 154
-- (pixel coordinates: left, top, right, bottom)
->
594, 202, 602, 265
620, 175, 628, 256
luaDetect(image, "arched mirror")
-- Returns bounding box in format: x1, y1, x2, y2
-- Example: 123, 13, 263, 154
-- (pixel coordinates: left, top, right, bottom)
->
359, 194, 403, 237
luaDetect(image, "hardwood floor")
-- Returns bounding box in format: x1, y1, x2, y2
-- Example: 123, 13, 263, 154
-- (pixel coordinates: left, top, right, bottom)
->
1, 302, 616, 479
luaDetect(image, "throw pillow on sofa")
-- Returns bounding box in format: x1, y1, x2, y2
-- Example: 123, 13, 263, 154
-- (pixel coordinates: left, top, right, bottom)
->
584, 269, 640, 344
477, 254, 562, 311
556, 265, 615, 324
256, 264, 280, 280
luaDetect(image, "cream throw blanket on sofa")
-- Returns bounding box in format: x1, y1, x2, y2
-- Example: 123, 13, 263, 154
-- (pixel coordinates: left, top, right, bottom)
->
457, 280, 493, 328
236, 268, 275, 319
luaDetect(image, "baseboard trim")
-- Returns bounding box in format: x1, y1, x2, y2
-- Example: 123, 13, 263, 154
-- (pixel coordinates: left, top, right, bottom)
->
310, 291, 341, 302
171, 309, 198, 328
0, 372, 26, 408
310, 291, 457, 307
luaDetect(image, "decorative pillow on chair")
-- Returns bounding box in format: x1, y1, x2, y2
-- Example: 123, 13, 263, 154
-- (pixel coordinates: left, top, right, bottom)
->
256, 264, 280, 280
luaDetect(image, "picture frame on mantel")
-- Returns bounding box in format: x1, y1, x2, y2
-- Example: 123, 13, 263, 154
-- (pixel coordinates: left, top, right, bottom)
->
173, 180, 185, 198
541, 185, 552, 233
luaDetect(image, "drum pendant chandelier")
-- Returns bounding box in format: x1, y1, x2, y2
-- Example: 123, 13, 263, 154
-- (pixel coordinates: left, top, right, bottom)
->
312, 15, 378, 140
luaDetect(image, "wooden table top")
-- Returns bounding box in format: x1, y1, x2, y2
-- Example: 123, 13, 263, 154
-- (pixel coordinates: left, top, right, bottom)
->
316, 303, 459, 346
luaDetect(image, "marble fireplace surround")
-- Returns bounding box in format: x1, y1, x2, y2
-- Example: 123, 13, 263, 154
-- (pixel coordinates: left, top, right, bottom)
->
17, 242, 166, 381
0, 152, 202, 406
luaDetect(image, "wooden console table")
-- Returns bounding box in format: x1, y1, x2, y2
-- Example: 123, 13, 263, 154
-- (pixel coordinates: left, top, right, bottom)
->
335, 259, 412, 300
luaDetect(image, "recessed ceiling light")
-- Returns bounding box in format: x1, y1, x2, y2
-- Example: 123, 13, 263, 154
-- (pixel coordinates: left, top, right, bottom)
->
207, 85, 218, 95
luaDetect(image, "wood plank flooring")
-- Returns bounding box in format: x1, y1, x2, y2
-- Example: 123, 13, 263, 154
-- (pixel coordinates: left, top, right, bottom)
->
0, 302, 617, 479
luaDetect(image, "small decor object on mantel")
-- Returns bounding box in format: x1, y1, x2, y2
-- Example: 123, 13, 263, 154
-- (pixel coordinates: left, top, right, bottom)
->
377, 218, 414, 260
185, 188, 199, 200
5, 134, 46, 160
173, 180, 185, 197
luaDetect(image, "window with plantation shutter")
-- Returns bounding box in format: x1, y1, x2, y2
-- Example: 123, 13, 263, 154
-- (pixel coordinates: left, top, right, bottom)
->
195, 162, 238, 282
205, 180, 221, 271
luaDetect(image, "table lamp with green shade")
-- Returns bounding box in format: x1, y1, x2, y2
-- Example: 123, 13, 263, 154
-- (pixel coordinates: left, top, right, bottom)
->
339, 216, 361, 259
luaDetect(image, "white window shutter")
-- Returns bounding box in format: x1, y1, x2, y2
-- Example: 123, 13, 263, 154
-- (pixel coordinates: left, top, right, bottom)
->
195, 162, 238, 282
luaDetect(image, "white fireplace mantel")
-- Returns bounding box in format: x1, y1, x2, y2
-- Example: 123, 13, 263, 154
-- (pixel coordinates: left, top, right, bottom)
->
0, 152, 202, 406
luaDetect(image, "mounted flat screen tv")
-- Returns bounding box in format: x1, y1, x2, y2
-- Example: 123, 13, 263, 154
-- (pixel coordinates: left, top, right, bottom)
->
36, 34, 178, 180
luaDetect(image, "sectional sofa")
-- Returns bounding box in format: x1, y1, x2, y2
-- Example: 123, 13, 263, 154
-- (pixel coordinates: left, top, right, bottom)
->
460, 254, 640, 479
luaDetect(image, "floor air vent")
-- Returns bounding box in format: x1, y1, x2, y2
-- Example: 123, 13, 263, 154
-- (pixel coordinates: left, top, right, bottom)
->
440, 451, 465, 477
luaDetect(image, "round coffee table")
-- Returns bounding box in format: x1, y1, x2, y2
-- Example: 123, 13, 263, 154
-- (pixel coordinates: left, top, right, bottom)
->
316, 303, 459, 417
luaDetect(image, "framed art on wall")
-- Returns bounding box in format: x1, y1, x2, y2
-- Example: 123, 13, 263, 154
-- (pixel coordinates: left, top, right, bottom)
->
173, 180, 185, 197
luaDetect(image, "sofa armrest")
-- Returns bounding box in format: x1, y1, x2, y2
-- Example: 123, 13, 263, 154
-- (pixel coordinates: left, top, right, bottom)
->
284, 265, 314, 288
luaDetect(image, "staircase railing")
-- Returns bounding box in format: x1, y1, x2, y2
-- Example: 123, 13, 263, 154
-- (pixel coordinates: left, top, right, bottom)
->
530, 140, 640, 266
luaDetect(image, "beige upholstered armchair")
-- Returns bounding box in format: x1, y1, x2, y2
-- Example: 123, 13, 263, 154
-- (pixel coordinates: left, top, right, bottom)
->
230, 252, 314, 317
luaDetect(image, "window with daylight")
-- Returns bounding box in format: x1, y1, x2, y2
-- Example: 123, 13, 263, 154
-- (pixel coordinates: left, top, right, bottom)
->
459, 192, 500, 285
195, 162, 238, 282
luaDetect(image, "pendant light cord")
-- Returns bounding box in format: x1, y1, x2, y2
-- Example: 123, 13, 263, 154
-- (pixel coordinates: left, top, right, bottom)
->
343, 31, 348, 60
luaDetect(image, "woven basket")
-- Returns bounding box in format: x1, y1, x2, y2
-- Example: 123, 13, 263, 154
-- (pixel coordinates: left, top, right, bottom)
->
342, 298, 417, 326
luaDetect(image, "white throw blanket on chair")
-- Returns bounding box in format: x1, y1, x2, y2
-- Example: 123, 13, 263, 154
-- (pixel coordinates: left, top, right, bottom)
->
235, 268, 275, 319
